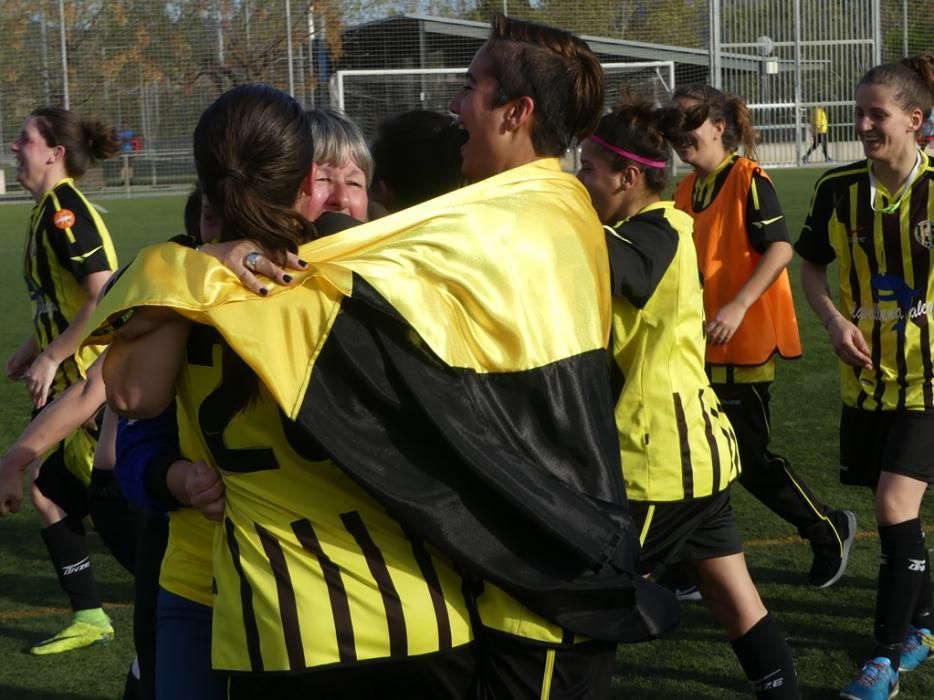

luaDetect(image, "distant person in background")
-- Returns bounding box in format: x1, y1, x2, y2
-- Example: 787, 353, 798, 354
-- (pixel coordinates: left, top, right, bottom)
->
803, 105, 831, 163
368, 110, 464, 216
6, 106, 120, 655
922, 108, 934, 151
118, 128, 136, 184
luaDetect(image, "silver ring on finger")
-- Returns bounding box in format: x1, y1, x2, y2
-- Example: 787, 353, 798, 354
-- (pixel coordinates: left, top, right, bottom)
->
244, 251, 263, 273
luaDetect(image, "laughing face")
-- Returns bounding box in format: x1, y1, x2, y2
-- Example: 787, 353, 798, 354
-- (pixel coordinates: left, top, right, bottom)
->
11, 117, 57, 198
671, 98, 725, 170
855, 82, 923, 164
448, 45, 515, 182
308, 159, 369, 221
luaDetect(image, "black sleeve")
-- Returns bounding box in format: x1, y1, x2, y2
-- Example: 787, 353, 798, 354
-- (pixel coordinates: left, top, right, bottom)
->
794, 175, 838, 265
315, 211, 362, 237
605, 213, 679, 309
46, 189, 113, 282
745, 173, 790, 254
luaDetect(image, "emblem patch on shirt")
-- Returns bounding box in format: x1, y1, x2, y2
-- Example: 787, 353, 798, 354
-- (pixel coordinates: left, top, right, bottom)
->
914, 220, 934, 250
53, 209, 76, 230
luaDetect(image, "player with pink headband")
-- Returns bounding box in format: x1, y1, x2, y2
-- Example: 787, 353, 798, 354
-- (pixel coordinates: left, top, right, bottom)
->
578, 101, 801, 699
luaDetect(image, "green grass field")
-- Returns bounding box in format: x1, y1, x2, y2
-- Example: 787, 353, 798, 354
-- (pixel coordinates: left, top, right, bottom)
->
0, 172, 933, 698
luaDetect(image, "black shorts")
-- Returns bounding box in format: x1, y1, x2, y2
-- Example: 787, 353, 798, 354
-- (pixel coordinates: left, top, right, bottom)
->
839, 405, 934, 487
476, 630, 616, 700
630, 490, 744, 578
227, 645, 477, 700
33, 442, 91, 519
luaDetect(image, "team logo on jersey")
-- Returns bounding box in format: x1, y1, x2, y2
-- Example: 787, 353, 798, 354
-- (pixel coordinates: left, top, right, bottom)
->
914, 220, 934, 250
859, 273, 930, 336
53, 208, 76, 230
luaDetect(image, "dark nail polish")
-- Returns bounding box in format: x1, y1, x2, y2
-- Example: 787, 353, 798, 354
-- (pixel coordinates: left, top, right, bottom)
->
282, 274, 293, 283
259, 287, 268, 296
298, 259, 309, 268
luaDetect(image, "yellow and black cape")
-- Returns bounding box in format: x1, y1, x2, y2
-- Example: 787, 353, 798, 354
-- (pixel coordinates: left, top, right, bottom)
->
85, 159, 677, 642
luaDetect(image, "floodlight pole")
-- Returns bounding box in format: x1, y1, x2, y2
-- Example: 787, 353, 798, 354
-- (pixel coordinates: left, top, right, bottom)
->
709, 0, 722, 89
286, 0, 295, 97
902, 0, 908, 57
58, 0, 69, 109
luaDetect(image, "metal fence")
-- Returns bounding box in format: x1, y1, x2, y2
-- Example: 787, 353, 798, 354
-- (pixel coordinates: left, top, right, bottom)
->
0, 0, 930, 199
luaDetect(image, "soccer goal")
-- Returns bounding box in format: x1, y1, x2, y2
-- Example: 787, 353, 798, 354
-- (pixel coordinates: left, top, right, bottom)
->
333, 61, 676, 139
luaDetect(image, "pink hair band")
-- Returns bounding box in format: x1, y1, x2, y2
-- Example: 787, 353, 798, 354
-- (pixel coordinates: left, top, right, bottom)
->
589, 134, 667, 169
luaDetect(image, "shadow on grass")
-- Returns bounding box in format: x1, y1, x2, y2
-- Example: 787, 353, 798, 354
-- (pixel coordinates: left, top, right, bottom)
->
0, 687, 107, 700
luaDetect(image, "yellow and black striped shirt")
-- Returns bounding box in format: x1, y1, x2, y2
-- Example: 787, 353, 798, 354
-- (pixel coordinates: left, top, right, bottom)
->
23, 178, 116, 397
795, 151, 934, 411
174, 323, 473, 673
608, 202, 740, 502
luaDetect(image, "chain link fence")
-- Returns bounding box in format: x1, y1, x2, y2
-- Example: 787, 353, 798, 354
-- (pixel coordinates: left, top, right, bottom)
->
0, 0, 930, 198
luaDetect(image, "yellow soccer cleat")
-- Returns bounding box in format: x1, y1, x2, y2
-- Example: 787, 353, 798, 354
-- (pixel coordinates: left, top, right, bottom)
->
30, 620, 115, 656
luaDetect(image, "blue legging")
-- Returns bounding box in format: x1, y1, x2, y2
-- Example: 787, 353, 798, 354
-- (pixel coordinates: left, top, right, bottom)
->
155, 588, 227, 700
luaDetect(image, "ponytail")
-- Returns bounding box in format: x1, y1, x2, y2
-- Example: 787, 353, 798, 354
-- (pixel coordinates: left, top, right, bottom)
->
860, 53, 933, 118
31, 107, 119, 177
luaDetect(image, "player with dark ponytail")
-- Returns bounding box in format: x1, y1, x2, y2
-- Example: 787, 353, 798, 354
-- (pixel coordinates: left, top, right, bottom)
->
667, 84, 857, 591
579, 100, 800, 699
6, 106, 120, 656
797, 53, 934, 700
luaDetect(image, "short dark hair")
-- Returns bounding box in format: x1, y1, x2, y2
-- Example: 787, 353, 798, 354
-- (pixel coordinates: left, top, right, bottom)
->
370, 110, 464, 210
183, 183, 203, 240
592, 100, 670, 194
485, 15, 604, 156
30, 107, 119, 177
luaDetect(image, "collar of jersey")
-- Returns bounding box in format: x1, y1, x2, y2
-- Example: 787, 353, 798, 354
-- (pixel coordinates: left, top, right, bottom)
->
607, 199, 670, 231
693, 152, 738, 207
36, 177, 76, 209
868, 149, 924, 214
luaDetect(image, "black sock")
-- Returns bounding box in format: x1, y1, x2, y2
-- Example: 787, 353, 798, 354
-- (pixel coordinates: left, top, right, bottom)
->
88, 468, 140, 574
730, 613, 799, 699
911, 532, 933, 631
41, 517, 102, 611
873, 518, 926, 667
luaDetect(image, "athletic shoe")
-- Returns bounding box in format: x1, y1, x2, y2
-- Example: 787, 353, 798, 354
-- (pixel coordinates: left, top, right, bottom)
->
674, 585, 703, 602
808, 509, 857, 588
30, 620, 115, 655
840, 657, 899, 700
899, 625, 934, 672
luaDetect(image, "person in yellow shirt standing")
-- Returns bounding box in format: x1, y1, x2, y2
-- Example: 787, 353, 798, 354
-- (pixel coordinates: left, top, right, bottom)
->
803, 105, 831, 163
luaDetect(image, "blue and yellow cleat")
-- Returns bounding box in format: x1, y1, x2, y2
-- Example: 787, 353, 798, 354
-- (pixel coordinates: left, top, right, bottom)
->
899, 626, 933, 672
840, 658, 899, 700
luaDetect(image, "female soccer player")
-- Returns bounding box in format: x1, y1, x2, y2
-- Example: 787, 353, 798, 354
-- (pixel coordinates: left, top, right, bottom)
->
7, 106, 119, 655
668, 85, 856, 589
212, 18, 675, 700
105, 83, 475, 700
578, 101, 799, 699
796, 54, 934, 700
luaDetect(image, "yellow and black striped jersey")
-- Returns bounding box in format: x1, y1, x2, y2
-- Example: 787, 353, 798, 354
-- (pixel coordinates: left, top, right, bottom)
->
175, 323, 473, 673
608, 202, 740, 502
23, 178, 116, 398
795, 151, 934, 411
